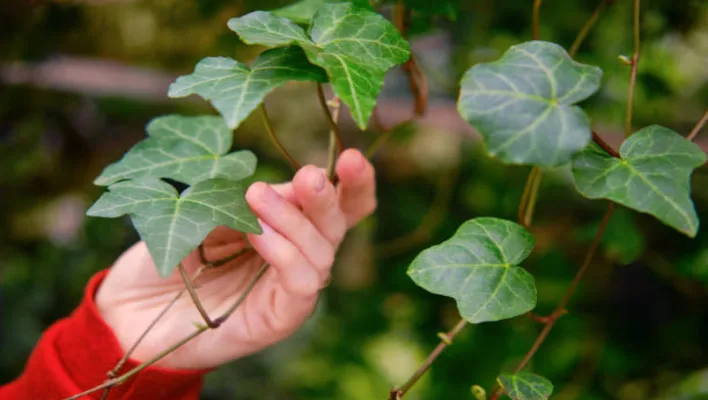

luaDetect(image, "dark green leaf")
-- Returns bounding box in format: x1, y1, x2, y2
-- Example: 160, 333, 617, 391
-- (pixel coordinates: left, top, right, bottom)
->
572, 125, 706, 237
407, 217, 537, 323
87, 178, 261, 277
168, 47, 326, 129
498, 372, 553, 400
229, 3, 410, 130
457, 41, 602, 166
95, 115, 256, 186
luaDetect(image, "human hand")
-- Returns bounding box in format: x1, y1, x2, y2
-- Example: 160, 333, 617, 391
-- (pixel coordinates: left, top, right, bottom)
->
95, 149, 376, 370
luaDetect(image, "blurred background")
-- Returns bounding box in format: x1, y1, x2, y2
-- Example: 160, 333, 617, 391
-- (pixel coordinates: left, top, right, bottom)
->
1, 0, 707, 399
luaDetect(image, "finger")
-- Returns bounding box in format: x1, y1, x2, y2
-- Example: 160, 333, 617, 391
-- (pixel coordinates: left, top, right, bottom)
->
270, 182, 297, 205
335, 149, 377, 227
246, 221, 322, 297
292, 165, 347, 246
246, 182, 335, 276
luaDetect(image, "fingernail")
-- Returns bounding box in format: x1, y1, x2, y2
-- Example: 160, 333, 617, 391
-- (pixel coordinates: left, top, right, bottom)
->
262, 185, 280, 205
314, 170, 325, 192
355, 152, 366, 171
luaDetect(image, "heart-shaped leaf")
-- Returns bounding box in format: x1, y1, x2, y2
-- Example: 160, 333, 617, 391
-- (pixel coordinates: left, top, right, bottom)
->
572, 125, 706, 237
407, 217, 537, 323
87, 178, 261, 277
498, 372, 553, 400
229, 3, 410, 130
95, 115, 256, 186
457, 40, 602, 167
168, 46, 327, 129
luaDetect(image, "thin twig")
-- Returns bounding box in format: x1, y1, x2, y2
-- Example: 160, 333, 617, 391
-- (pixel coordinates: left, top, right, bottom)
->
489, 203, 615, 400
523, 168, 543, 227
592, 131, 620, 158
517, 167, 542, 228
532, 0, 543, 40
625, 0, 641, 137
260, 103, 300, 170
390, 319, 467, 399
316, 83, 343, 181
64, 263, 271, 400
178, 263, 216, 328
568, 0, 613, 57
687, 110, 708, 142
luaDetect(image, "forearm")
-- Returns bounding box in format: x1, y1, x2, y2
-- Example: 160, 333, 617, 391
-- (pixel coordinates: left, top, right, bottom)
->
0, 270, 208, 400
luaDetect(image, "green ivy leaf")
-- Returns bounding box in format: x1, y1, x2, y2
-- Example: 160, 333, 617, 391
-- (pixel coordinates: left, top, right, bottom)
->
95, 115, 256, 186
498, 372, 553, 400
168, 46, 327, 129
457, 41, 602, 167
407, 217, 537, 323
572, 125, 706, 237
87, 178, 261, 277
229, 3, 410, 130
271, 0, 374, 25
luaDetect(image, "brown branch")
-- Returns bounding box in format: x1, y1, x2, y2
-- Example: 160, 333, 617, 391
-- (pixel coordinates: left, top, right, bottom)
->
568, 0, 614, 57
316, 83, 343, 182
260, 103, 301, 170
625, 0, 641, 137
179, 263, 217, 328
489, 203, 615, 400
592, 131, 621, 158
390, 319, 467, 399
687, 110, 708, 142
532, 0, 543, 40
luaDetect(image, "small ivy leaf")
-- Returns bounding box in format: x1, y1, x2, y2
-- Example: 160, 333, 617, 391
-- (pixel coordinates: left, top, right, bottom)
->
271, 0, 374, 25
95, 115, 256, 186
407, 217, 537, 323
87, 178, 261, 277
572, 125, 707, 237
168, 47, 326, 129
229, 3, 410, 130
497, 372, 553, 400
457, 40, 602, 167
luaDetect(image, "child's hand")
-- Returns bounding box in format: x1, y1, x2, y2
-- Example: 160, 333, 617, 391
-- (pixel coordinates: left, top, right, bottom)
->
96, 149, 376, 369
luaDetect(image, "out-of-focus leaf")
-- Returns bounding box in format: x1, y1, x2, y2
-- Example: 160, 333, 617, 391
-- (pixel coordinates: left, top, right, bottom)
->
95, 115, 256, 186
575, 207, 645, 265
229, 3, 410, 129
168, 47, 326, 129
87, 178, 260, 277
457, 40, 602, 166
572, 125, 706, 237
498, 372, 553, 400
407, 217, 537, 323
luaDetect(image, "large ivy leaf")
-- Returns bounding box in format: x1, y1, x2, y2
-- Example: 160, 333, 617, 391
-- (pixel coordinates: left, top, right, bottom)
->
229, 3, 410, 130
457, 41, 602, 167
498, 372, 553, 400
572, 125, 706, 237
95, 115, 256, 186
168, 46, 326, 129
407, 217, 537, 323
87, 178, 261, 277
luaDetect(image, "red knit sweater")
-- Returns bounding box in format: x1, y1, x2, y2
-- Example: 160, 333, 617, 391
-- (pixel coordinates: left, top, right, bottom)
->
0, 270, 208, 400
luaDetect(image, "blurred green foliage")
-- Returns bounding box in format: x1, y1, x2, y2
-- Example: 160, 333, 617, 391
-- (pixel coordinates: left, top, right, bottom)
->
1, 1, 707, 399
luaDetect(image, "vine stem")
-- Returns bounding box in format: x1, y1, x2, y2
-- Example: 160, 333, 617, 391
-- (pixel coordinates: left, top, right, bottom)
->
687, 110, 708, 142
624, 0, 641, 137
532, 0, 543, 40
517, 167, 543, 228
316, 83, 343, 181
389, 319, 467, 399
260, 103, 301, 170
568, 0, 614, 57
489, 203, 616, 400
63, 263, 271, 400
592, 131, 621, 158
179, 262, 218, 328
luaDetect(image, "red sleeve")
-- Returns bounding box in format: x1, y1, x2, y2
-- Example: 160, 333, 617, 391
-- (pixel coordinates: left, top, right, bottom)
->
0, 270, 210, 400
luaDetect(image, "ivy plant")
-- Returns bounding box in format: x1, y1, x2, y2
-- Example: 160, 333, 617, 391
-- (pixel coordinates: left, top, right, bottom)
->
71, 1, 706, 399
